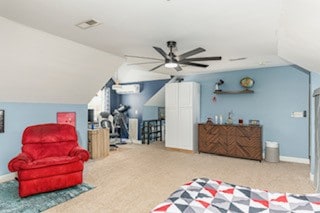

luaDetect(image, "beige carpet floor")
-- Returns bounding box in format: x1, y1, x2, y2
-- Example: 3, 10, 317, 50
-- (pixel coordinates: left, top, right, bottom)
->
45, 141, 315, 213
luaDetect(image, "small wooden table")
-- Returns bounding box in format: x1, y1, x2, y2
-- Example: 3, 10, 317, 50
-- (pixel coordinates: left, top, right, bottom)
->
88, 128, 109, 159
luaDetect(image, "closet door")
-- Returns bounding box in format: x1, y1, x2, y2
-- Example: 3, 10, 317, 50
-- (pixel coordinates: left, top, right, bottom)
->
178, 107, 193, 150
179, 82, 193, 108
165, 83, 179, 149
165, 108, 179, 148
165, 83, 178, 109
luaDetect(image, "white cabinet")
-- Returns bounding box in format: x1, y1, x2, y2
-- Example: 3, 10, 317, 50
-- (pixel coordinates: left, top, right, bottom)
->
165, 83, 179, 108
165, 109, 179, 148
179, 82, 194, 107
165, 82, 200, 152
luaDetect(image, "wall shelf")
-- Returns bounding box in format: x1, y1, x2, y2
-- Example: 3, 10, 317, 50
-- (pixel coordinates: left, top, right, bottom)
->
214, 89, 254, 94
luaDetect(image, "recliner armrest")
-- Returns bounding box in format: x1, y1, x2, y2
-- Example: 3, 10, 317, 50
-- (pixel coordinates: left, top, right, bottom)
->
8, 153, 33, 172
69, 146, 90, 161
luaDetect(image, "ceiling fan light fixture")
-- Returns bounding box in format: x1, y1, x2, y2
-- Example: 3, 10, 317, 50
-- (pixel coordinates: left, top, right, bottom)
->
165, 62, 178, 68
128, 41, 222, 72
165, 57, 178, 68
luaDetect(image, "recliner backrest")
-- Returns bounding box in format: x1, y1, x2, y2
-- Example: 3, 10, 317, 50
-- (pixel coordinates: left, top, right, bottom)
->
22, 123, 78, 160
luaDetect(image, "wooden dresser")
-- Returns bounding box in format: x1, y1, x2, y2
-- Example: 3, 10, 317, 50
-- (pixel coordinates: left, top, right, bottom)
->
198, 123, 262, 161
88, 128, 109, 159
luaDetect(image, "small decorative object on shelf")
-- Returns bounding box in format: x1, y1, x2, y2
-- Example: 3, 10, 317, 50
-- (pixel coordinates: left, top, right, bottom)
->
214, 115, 218, 124
215, 79, 224, 91
249, 119, 260, 125
219, 115, 223, 124
240, 77, 255, 89
226, 111, 233, 124
206, 117, 213, 125
238, 118, 243, 125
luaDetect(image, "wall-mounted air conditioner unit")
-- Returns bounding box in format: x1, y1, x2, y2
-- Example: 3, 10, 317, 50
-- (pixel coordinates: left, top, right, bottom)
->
112, 84, 140, 94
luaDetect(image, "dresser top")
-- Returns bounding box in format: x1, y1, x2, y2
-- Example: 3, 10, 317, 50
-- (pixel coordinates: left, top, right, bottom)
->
198, 123, 262, 127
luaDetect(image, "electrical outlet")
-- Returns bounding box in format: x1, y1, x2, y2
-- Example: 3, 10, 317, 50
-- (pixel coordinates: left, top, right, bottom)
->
291, 112, 304, 118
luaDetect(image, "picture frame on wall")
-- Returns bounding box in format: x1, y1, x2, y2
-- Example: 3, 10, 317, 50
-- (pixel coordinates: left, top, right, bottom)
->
158, 107, 165, 120
57, 112, 76, 127
0, 110, 4, 133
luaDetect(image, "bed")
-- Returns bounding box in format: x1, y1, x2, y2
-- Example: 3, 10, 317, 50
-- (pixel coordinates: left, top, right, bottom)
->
151, 178, 320, 213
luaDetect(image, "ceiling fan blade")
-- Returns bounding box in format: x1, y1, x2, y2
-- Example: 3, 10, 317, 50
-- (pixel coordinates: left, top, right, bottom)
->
127, 61, 163, 66
179, 62, 208, 68
175, 65, 182, 71
153, 47, 169, 59
124, 55, 163, 61
180, 56, 222, 62
178, 47, 205, 60
150, 63, 165, 71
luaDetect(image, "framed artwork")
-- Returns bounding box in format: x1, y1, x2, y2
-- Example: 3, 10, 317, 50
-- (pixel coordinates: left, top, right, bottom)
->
57, 112, 76, 127
0, 110, 4, 133
158, 107, 165, 120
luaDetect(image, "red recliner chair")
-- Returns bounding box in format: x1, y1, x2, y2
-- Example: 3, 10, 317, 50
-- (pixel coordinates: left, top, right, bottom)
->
8, 123, 90, 197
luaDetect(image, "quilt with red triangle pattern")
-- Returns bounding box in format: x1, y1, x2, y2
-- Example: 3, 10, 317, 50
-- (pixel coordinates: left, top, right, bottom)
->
151, 178, 320, 213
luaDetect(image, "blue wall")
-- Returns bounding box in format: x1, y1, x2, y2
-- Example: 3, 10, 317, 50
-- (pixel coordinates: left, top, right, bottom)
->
142, 106, 159, 120
0, 102, 88, 176
184, 66, 310, 159
120, 79, 169, 139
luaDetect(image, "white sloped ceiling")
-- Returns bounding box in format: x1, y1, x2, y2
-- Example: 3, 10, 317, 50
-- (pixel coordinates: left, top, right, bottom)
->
278, 0, 320, 73
0, 0, 289, 75
0, 17, 123, 104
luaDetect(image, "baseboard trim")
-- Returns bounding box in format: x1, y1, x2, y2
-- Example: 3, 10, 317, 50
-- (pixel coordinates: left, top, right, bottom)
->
310, 173, 314, 183
122, 138, 141, 144
166, 147, 194, 154
0, 172, 16, 183
279, 156, 310, 164
262, 153, 309, 164
132, 140, 142, 144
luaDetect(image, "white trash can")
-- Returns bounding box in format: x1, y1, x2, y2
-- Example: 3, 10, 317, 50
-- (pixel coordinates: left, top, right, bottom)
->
265, 141, 279, 162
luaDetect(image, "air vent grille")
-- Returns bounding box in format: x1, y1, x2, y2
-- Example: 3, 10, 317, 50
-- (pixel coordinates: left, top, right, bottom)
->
229, 57, 247, 61
76, 19, 101, 29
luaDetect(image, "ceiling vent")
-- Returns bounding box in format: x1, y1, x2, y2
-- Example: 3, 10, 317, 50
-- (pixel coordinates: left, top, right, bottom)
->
229, 57, 247, 61
76, 19, 101, 29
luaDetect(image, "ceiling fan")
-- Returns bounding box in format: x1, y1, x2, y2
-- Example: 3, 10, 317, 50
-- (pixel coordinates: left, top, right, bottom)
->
125, 41, 222, 72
